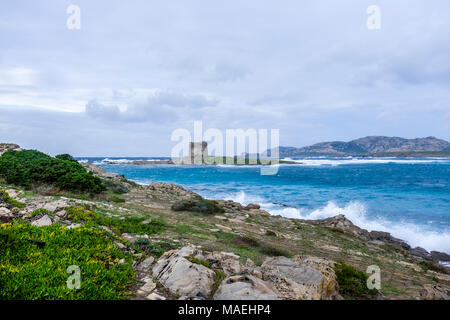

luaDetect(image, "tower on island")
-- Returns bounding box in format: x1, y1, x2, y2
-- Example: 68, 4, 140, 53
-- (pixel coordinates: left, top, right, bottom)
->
189, 141, 208, 164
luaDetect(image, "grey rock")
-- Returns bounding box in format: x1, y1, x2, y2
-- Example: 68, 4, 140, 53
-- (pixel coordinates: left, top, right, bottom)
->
431, 251, 450, 263
311, 214, 370, 239
137, 280, 157, 296
214, 275, 280, 300
369, 231, 411, 250
152, 247, 215, 298
136, 256, 155, 272
0, 143, 22, 155
410, 247, 432, 261
0, 207, 13, 217
145, 292, 166, 300
260, 256, 339, 300
43, 199, 71, 213
31, 215, 53, 227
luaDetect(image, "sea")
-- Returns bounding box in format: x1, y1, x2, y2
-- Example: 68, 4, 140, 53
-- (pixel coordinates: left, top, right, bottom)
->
77, 156, 450, 255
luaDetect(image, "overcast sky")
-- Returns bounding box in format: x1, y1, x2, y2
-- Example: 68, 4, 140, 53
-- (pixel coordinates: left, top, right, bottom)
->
1, 0, 449, 156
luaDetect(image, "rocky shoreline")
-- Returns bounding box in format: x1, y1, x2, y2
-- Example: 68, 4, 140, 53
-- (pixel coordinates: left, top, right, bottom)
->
1, 145, 449, 300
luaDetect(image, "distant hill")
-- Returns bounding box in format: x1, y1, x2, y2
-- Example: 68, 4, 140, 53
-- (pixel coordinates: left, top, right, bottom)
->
270, 136, 450, 157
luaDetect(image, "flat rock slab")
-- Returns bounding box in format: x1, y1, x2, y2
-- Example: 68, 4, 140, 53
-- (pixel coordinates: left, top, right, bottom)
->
261, 256, 326, 300
214, 275, 280, 300
31, 215, 53, 227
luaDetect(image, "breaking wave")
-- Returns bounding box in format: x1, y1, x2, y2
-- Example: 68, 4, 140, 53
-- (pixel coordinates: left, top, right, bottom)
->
283, 157, 450, 166
223, 191, 450, 253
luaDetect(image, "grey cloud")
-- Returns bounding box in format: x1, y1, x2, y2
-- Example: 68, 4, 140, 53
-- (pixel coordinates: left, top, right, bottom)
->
1, 0, 450, 154
146, 91, 218, 108
85, 100, 121, 120
209, 63, 250, 83
85, 91, 218, 123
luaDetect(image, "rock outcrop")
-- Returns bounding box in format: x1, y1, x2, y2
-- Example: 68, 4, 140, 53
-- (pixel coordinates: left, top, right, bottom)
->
420, 284, 450, 300
214, 275, 280, 300
431, 251, 450, 263
152, 246, 216, 298
147, 182, 199, 201
368, 231, 411, 250
0, 143, 22, 155
81, 163, 134, 194
309, 214, 450, 268
260, 256, 340, 300
311, 214, 370, 239
146, 246, 342, 300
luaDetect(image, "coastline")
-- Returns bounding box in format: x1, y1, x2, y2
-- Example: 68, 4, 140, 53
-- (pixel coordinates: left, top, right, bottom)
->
86, 162, 450, 261
1, 151, 449, 300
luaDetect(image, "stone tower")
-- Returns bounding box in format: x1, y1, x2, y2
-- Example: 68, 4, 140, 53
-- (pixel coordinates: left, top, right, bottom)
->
189, 141, 208, 164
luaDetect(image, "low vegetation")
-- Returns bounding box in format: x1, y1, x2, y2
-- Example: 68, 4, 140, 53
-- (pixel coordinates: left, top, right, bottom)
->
0, 189, 25, 209
66, 206, 165, 236
0, 220, 135, 299
234, 235, 292, 258
171, 198, 225, 214
0, 150, 105, 194
334, 263, 378, 299
188, 256, 212, 269
28, 208, 54, 218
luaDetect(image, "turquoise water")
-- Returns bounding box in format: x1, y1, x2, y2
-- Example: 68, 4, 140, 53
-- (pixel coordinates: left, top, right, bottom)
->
83, 157, 450, 253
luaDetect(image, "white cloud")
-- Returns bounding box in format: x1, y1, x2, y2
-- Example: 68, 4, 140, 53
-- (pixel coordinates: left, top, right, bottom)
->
0, 67, 37, 86
0, 0, 449, 153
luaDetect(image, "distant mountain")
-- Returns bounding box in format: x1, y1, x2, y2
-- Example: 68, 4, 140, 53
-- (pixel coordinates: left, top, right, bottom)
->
271, 136, 450, 157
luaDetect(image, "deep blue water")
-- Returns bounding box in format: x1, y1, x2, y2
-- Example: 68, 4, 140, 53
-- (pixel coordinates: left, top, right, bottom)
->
79, 157, 450, 253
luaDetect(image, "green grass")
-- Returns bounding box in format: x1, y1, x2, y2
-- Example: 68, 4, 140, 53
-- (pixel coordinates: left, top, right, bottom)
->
28, 208, 54, 218
0, 189, 25, 209
381, 283, 406, 296
188, 256, 212, 269
66, 206, 164, 236
0, 220, 135, 299
234, 235, 292, 258
210, 270, 227, 298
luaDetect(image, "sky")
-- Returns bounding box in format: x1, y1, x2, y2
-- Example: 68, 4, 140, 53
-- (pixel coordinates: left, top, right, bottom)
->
0, 0, 449, 156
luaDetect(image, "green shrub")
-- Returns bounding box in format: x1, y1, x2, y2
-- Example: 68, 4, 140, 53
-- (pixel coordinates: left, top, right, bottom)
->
418, 260, 448, 274
0, 220, 135, 300
55, 154, 77, 162
0, 189, 25, 209
28, 208, 54, 218
259, 243, 292, 258
334, 263, 378, 299
233, 235, 291, 257
0, 150, 106, 194
171, 198, 225, 214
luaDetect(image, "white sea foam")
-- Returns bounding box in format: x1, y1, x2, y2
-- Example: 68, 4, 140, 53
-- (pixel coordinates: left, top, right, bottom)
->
283, 158, 450, 167
223, 191, 450, 253
93, 158, 168, 165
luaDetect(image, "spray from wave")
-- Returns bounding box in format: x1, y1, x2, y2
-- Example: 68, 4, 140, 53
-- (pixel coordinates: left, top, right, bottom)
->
283, 158, 450, 166
222, 191, 450, 253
